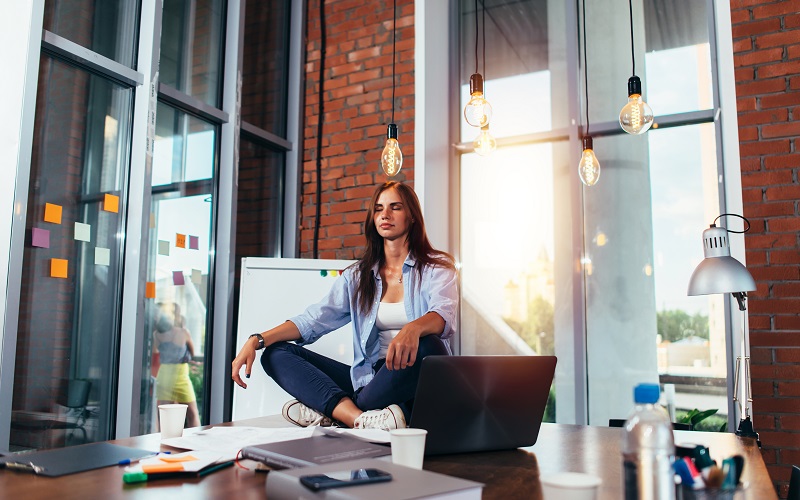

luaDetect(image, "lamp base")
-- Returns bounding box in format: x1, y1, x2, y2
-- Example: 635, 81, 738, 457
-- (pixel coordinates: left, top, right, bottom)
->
735, 416, 761, 448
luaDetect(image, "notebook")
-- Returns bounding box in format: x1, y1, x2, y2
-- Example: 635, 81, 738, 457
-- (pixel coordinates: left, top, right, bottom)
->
409, 355, 557, 455
265, 458, 483, 499
240, 432, 391, 469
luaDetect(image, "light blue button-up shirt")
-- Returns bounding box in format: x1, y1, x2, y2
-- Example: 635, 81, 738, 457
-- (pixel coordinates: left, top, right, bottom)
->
289, 254, 459, 390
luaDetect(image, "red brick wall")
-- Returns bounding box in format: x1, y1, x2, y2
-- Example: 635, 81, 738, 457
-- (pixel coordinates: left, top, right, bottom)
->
300, 0, 415, 259
731, 1, 800, 497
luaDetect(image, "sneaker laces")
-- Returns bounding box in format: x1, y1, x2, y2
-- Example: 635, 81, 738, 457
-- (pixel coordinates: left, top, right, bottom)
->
300, 404, 326, 425
354, 407, 399, 430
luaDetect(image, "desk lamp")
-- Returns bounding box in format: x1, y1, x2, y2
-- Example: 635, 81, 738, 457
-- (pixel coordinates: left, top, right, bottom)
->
687, 214, 759, 446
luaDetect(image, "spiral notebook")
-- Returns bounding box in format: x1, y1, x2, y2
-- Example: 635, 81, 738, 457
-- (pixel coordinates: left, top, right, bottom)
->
0, 442, 155, 477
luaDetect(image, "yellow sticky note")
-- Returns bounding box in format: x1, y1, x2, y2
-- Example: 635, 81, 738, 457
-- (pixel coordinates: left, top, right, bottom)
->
103, 193, 119, 213
176, 233, 186, 248
51, 258, 68, 278
44, 203, 62, 224
150, 213, 156, 228
145, 282, 156, 298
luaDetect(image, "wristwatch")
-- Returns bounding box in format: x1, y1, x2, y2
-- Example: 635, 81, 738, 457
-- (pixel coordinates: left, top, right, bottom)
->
249, 333, 265, 350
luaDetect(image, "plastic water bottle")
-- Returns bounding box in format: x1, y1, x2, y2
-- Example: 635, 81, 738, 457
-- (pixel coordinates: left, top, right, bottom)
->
622, 383, 676, 500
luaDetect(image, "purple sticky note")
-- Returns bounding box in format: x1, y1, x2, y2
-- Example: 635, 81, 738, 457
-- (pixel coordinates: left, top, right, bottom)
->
32, 228, 50, 248
172, 271, 185, 286
189, 235, 199, 250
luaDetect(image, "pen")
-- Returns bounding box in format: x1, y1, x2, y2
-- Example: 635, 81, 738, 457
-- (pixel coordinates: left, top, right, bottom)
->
118, 451, 169, 466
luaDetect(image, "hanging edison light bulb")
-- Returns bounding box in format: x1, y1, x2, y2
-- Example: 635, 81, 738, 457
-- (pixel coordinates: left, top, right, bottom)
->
463, 74, 493, 128
619, 76, 654, 135
380, 123, 403, 176
578, 136, 600, 186
473, 124, 496, 156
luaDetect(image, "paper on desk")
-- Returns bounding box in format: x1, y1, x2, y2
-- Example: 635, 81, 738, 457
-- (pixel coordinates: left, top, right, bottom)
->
161, 426, 315, 461
314, 426, 391, 444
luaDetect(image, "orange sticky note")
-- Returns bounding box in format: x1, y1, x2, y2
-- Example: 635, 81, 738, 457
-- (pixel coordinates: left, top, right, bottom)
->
103, 193, 119, 213
51, 258, 68, 278
161, 455, 197, 463
145, 282, 156, 298
142, 463, 185, 473
44, 203, 62, 224
176, 233, 186, 248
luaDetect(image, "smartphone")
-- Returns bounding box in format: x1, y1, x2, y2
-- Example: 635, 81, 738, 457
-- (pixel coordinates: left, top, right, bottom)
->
299, 468, 392, 491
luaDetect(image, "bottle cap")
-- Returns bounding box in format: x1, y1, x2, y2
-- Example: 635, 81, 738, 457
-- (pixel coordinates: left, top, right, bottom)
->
633, 383, 660, 404
693, 445, 714, 470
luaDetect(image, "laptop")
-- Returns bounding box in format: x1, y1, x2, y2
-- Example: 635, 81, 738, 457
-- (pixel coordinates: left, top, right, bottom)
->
409, 355, 557, 455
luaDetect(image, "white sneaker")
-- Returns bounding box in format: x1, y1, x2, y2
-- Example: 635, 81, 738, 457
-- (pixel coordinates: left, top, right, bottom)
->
353, 404, 406, 430
282, 399, 333, 427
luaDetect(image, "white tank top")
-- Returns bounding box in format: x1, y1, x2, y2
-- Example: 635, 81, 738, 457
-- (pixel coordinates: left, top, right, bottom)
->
376, 300, 408, 359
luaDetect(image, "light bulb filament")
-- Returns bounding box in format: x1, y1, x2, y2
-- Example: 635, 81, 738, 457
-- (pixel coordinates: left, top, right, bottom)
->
630, 95, 641, 130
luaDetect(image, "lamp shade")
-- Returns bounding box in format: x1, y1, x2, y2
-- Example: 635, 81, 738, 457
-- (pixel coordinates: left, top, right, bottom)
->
687, 225, 756, 296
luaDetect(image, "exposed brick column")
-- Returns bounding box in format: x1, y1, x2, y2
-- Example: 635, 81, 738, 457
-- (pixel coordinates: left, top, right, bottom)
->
302, 0, 416, 259
730, 1, 800, 496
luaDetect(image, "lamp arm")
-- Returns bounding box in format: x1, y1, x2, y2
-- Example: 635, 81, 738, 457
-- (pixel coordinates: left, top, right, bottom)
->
732, 292, 747, 311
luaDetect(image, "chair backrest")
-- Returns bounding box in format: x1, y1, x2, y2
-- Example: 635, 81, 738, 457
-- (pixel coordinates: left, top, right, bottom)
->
609, 418, 693, 431
788, 465, 800, 500
64, 379, 91, 409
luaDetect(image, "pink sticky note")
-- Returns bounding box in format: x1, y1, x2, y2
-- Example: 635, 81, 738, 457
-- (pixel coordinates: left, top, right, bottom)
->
32, 228, 50, 248
189, 235, 199, 250
172, 271, 185, 286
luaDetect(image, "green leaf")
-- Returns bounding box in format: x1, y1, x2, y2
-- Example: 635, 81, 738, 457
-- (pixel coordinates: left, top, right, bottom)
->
690, 409, 718, 425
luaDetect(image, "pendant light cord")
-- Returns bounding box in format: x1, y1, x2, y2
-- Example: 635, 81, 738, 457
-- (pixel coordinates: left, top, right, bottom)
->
582, 0, 589, 135
628, 0, 635, 75
481, 0, 486, 79
391, 0, 396, 124
313, 0, 326, 259
474, 0, 479, 74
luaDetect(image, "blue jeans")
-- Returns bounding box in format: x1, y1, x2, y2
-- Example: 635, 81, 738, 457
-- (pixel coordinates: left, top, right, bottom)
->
260, 335, 449, 419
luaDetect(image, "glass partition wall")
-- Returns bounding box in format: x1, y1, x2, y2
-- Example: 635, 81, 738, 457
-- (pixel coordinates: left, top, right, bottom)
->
457, 0, 728, 428
4, 0, 297, 450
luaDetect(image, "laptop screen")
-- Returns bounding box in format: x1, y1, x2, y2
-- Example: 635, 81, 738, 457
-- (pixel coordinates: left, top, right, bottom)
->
409, 355, 557, 455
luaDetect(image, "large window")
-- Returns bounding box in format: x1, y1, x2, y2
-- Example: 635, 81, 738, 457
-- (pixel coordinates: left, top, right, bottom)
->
10, 54, 134, 450
458, 0, 727, 428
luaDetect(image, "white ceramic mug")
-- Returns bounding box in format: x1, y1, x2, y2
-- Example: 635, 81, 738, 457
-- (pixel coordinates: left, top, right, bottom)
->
390, 428, 428, 469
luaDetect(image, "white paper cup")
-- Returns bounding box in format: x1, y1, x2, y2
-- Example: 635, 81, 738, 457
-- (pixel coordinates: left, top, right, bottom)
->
158, 403, 188, 440
390, 428, 427, 469
540, 472, 602, 500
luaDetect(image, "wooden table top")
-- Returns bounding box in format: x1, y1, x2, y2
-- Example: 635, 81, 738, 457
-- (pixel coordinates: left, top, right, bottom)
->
0, 419, 777, 499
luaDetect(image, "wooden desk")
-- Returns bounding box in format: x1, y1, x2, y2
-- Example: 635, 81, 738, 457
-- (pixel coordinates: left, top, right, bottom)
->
0, 420, 776, 499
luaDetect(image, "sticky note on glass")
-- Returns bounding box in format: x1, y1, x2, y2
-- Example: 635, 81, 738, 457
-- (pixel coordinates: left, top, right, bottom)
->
32, 228, 50, 248
189, 235, 199, 250
145, 282, 156, 298
95, 247, 110, 266
150, 213, 156, 228
158, 240, 170, 256
51, 258, 68, 278
191, 269, 202, 284
74, 222, 91, 242
44, 203, 62, 224
103, 193, 119, 213
176, 234, 186, 248
173, 271, 185, 286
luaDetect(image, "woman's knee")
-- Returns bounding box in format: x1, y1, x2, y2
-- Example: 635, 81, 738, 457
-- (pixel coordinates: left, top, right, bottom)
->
417, 335, 449, 359
260, 341, 298, 376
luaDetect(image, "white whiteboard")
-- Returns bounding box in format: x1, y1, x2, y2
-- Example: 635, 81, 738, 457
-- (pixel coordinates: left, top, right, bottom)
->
232, 257, 356, 420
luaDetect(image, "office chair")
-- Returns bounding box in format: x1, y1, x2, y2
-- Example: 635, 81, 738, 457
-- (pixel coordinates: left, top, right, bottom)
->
609, 418, 693, 431
788, 465, 800, 500
11, 379, 93, 447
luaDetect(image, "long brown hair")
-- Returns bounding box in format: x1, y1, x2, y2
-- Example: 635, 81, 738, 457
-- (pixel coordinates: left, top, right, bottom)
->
355, 181, 455, 313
